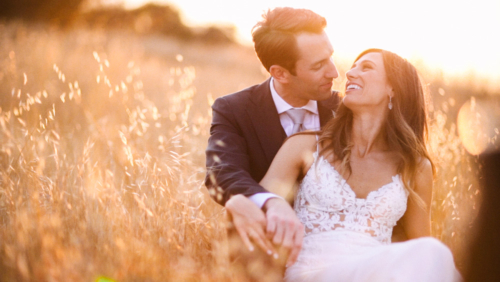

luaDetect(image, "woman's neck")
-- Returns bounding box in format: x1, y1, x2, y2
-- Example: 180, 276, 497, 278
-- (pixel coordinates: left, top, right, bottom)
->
351, 111, 388, 158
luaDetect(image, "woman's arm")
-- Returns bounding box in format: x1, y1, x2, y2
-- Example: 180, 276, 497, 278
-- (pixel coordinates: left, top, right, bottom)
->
260, 134, 317, 199
401, 158, 434, 239
258, 134, 317, 265
225, 134, 316, 266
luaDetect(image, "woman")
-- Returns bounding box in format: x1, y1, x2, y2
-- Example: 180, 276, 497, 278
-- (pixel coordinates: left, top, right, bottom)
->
229, 49, 461, 281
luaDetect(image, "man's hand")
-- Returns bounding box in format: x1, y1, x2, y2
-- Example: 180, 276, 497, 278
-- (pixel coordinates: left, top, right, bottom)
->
225, 195, 276, 255
264, 197, 304, 267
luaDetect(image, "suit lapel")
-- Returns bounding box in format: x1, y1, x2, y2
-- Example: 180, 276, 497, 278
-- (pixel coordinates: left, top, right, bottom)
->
318, 90, 340, 127
318, 102, 334, 127
247, 78, 287, 164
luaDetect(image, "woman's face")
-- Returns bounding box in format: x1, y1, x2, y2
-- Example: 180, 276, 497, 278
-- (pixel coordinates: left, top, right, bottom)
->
343, 52, 393, 112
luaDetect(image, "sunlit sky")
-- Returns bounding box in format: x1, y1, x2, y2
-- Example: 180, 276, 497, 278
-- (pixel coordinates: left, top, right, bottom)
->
118, 0, 499, 79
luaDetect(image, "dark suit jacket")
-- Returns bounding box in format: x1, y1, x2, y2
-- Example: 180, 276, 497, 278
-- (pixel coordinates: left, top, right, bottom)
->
205, 78, 339, 205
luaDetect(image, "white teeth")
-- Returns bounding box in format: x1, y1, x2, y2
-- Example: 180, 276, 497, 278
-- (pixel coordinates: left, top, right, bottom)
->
347, 84, 361, 90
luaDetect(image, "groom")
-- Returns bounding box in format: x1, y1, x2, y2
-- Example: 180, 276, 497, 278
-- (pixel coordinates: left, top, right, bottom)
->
205, 7, 339, 278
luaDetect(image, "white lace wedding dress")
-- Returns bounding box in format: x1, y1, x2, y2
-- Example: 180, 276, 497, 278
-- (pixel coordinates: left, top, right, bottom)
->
284, 151, 462, 282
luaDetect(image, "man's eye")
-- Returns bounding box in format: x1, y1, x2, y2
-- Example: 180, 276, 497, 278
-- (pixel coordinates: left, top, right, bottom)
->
313, 63, 323, 70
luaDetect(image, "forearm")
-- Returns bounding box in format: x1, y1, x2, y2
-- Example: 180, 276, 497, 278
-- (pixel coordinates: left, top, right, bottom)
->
205, 97, 270, 205
205, 163, 268, 205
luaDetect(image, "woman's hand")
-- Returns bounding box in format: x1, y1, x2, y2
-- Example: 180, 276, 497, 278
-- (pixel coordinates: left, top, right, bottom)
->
225, 194, 276, 255
264, 197, 305, 267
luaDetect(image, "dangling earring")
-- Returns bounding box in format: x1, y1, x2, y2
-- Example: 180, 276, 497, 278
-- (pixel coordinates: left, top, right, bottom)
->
388, 96, 393, 110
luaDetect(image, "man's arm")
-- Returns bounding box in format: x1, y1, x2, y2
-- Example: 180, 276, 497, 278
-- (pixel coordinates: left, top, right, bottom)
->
207, 95, 281, 256
205, 96, 269, 205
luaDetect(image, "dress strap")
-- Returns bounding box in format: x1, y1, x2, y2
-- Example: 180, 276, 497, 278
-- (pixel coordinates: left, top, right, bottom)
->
315, 135, 320, 154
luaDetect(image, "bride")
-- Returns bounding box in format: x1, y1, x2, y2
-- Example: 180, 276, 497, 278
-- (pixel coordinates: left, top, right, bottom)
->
227, 48, 461, 281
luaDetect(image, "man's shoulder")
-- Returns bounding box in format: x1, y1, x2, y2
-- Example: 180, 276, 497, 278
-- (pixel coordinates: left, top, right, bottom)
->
214, 78, 270, 105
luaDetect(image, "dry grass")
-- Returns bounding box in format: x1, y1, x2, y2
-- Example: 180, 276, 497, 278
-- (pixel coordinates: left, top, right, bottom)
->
0, 21, 494, 281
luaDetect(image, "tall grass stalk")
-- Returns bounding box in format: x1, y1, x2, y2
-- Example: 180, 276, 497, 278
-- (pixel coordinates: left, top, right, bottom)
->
0, 21, 492, 281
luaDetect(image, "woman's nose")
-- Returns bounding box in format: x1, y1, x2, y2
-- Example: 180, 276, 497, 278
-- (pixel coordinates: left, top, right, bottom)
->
346, 68, 356, 80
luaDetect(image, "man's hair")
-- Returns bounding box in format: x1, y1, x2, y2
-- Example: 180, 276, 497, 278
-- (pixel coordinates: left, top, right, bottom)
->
252, 7, 327, 75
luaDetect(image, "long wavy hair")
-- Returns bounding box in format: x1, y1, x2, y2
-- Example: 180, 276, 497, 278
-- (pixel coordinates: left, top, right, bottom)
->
318, 48, 435, 207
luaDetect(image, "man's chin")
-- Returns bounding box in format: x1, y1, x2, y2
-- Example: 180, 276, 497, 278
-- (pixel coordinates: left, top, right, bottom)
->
315, 91, 334, 101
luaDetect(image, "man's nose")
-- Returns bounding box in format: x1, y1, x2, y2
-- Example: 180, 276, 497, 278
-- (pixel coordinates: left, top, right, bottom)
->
326, 58, 339, 79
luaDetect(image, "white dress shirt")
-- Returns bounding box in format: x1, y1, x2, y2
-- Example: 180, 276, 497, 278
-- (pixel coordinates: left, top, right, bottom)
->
249, 78, 321, 208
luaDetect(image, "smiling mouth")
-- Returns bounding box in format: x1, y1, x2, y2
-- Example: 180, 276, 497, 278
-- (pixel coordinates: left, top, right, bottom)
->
346, 84, 362, 91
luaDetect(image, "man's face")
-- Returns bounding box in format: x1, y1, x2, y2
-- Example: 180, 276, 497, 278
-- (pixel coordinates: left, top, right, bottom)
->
287, 32, 338, 104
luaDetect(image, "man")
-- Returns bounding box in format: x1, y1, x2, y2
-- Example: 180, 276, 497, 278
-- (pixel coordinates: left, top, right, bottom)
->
205, 7, 339, 279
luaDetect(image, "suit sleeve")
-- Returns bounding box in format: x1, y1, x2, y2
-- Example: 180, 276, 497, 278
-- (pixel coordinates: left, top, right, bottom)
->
205, 96, 268, 206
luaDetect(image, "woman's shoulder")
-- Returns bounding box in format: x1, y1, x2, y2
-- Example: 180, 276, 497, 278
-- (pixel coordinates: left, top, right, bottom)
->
284, 132, 318, 148
283, 133, 321, 176
417, 157, 433, 176
281, 132, 319, 158
414, 157, 434, 193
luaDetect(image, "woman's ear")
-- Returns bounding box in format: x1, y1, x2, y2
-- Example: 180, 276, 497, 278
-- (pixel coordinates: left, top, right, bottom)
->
269, 65, 290, 84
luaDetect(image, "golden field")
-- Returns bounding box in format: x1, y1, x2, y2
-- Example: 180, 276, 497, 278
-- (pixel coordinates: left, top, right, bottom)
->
0, 21, 497, 281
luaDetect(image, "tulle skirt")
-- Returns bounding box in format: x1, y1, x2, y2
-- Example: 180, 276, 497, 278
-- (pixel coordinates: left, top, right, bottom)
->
284, 230, 462, 282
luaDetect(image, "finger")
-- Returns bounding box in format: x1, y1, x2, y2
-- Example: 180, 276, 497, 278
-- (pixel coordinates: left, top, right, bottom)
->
236, 226, 254, 252
286, 228, 304, 267
249, 229, 276, 255
258, 228, 277, 255
266, 217, 277, 239
272, 221, 285, 246
281, 223, 295, 251
286, 247, 300, 267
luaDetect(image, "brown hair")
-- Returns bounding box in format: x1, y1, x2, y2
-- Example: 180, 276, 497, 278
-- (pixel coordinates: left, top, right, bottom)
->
319, 48, 435, 207
252, 7, 326, 75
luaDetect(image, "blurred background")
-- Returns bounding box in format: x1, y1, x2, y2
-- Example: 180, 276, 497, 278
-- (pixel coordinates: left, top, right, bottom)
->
0, 0, 499, 281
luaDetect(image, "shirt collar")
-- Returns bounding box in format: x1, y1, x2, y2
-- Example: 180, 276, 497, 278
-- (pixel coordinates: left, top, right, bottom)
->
270, 77, 318, 114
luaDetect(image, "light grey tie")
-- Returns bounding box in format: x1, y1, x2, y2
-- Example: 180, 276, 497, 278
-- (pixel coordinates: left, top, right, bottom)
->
286, 108, 308, 135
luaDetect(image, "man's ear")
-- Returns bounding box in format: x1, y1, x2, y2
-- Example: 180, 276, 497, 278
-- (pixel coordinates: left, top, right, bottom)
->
269, 65, 291, 84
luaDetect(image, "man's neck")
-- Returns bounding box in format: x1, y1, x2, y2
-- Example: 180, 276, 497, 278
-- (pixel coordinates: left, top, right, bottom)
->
273, 79, 308, 107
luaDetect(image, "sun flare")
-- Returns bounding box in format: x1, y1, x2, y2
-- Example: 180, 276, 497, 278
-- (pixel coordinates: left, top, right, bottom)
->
120, 0, 500, 80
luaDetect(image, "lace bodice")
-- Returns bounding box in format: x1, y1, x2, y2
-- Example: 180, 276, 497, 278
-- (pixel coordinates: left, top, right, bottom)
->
295, 152, 409, 244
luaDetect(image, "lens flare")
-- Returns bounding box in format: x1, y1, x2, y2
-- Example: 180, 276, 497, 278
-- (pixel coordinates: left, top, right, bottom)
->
457, 98, 499, 155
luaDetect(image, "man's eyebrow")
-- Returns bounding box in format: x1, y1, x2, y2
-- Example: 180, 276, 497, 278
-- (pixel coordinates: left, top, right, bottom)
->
311, 56, 331, 66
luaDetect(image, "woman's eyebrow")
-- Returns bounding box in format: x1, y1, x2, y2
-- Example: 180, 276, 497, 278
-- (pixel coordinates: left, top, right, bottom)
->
351, 59, 376, 68
361, 60, 376, 66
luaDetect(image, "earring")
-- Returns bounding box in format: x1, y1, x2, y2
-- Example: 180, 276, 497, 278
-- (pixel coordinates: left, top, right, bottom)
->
388, 96, 393, 110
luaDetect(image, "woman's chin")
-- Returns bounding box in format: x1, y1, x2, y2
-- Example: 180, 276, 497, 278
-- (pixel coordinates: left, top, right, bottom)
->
342, 97, 357, 109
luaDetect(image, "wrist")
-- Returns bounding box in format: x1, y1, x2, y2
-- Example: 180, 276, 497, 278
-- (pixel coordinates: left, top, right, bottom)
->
263, 197, 281, 212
